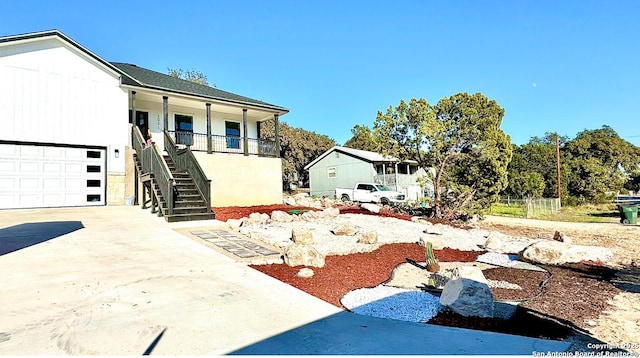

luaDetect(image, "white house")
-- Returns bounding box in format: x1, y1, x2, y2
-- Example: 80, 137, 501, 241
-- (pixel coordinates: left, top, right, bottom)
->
0, 30, 288, 219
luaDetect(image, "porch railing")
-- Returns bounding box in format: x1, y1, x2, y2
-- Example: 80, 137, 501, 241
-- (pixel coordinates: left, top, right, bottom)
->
164, 130, 211, 212
132, 126, 175, 216
374, 173, 420, 188
168, 130, 277, 157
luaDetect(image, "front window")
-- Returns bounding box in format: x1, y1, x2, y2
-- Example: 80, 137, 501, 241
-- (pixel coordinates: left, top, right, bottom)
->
175, 114, 193, 145
225, 121, 241, 149
327, 167, 336, 179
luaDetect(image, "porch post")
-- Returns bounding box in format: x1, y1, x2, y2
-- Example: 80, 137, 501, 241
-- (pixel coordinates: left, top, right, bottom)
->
274, 114, 280, 158
242, 108, 248, 156
382, 163, 386, 185
206, 103, 212, 154
131, 91, 137, 126
162, 96, 169, 132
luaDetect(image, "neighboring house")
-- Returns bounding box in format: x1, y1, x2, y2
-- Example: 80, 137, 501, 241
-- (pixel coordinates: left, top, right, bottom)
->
304, 146, 432, 201
0, 30, 288, 219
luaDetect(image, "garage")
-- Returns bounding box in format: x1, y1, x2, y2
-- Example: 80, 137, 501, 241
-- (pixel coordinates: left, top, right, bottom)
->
0, 142, 106, 209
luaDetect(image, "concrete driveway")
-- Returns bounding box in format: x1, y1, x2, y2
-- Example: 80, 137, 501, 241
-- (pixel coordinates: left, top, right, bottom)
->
0, 206, 572, 355
0, 206, 341, 355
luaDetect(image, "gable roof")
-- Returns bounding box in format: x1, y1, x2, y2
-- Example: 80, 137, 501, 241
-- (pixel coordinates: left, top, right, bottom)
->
0, 30, 288, 114
111, 62, 288, 113
304, 146, 399, 170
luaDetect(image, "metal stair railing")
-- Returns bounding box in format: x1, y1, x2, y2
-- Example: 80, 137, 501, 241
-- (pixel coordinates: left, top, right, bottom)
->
163, 130, 212, 212
132, 126, 175, 216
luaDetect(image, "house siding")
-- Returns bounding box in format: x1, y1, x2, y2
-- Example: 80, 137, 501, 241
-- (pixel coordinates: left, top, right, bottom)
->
308, 152, 375, 198
0, 36, 129, 206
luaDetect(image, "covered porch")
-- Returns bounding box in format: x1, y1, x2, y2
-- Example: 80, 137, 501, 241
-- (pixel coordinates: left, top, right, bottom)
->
126, 88, 283, 158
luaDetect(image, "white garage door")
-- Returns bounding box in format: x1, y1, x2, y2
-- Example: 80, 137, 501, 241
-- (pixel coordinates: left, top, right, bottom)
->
0, 143, 106, 209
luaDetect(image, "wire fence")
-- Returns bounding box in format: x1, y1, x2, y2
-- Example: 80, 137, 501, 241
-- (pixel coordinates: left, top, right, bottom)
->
493, 197, 561, 218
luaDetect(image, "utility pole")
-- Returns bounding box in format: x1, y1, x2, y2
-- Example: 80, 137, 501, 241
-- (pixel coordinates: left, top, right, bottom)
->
556, 135, 562, 199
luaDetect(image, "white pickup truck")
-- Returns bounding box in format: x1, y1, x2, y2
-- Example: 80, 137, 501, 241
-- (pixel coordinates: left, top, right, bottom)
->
335, 183, 406, 205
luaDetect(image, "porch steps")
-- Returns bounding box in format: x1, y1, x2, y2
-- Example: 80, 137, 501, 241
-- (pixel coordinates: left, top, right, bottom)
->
157, 155, 215, 222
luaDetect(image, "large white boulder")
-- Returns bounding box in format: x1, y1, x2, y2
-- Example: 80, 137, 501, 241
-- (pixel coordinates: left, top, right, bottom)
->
522, 240, 614, 265
271, 210, 294, 222
439, 266, 494, 318
483, 232, 539, 254
332, 224, 359, 236
284, 244, 325, 268
244, 212, 269, 225
291, 227, 315, 245
226, 218, 244, 230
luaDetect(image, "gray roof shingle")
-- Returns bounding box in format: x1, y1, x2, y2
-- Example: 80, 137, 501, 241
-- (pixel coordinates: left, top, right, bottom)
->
111, 62, 288, 113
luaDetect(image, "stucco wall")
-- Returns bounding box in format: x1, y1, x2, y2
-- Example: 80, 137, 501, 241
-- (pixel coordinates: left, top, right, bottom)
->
194, 152, 283, 207
308, 152, 375, 197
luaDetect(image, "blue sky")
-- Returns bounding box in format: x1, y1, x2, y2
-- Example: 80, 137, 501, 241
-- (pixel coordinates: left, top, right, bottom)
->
1, 0, 639, 146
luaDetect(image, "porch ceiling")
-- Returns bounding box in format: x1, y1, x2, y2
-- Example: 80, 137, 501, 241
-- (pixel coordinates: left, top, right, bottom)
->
132, 90, 277, 121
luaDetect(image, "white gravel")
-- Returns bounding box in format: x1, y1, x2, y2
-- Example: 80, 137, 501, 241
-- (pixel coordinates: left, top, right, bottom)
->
340, 286, 442, 323
238, 213, 488, 257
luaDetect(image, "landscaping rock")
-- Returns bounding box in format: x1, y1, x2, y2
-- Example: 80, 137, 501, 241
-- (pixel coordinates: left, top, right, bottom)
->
321, 197, 336, 208
283, 196, 296, 206
301, 210, 321, 221
440, 266, 494, 318
271, 210, 294, 222
296, 198, 313, 208
522, 240, 614, 265
284, 244, 325, 268
361, 203, 381, 213
483, 232, 538, 254
358, 230, 378, 244
332, 224, 359, 236
294, 192, 310, 199
244, 212, 269, 225
226, 218, 244, 230
322, 207, 340, 218
296, 268, 315, 278
291, 227, 315, 245
552, 231, 572, 245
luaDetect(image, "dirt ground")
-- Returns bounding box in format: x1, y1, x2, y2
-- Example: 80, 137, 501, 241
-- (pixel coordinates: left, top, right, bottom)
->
478, 215, 640, 267
478, 215, 640, 353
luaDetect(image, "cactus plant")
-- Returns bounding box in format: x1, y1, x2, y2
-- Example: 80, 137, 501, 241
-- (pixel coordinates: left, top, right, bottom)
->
425, 241, 440, 273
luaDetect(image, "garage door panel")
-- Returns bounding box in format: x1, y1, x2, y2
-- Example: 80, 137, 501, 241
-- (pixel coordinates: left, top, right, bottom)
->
20, 162, 40, 172
0, 143, 106, 209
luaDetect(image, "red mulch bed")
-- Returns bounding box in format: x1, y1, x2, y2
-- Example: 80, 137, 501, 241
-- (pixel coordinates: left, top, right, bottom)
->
214, 204, 317, 222
250, 244, 480, 307
224, 204, 622, 341
252, 242, 620, 339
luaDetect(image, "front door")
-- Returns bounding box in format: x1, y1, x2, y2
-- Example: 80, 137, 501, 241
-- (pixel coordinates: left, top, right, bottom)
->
135, 111, 150, 138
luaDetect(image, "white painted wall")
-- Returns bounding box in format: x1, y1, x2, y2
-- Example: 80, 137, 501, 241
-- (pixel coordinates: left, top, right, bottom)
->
0, 37, 129, 173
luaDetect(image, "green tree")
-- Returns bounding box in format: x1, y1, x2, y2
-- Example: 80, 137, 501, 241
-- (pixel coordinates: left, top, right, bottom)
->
343, 124, 380, 152
167, 68, 210, 86
259, 118, 336, 186
508, 171, 545, 198
564, 126, 640, 203
374, 93, 512, 218
505, 133, 570, 199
